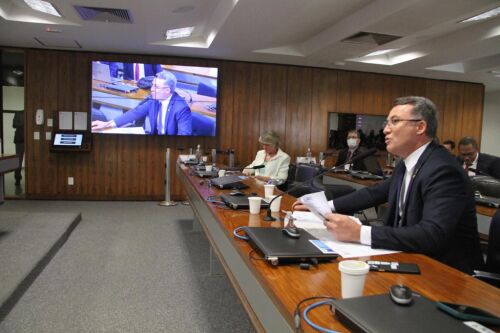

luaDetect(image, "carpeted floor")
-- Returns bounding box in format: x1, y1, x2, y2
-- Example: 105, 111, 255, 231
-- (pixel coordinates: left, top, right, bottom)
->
0, 201, 255, 333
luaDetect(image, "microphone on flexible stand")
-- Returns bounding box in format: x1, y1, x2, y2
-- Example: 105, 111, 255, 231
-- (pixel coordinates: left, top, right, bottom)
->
242, 165, 265, 170
263, 148, 377, 221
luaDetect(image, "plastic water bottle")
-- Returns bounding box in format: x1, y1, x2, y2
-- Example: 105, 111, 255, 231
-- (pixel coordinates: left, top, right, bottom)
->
211, 148, 217, 165
195, 144, 202, 164
319, 152, 325, 167
229, 149, 235, 168
306, 147, 312, 163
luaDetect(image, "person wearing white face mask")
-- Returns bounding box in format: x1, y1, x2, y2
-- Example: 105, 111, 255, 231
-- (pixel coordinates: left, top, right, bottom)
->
335, 129, 371, 171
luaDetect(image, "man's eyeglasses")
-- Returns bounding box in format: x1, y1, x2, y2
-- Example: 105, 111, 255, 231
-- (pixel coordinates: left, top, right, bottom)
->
383, 118, 422, 128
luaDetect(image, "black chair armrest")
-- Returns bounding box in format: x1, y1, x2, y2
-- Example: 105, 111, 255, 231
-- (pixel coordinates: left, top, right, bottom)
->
473, 270, 500, 288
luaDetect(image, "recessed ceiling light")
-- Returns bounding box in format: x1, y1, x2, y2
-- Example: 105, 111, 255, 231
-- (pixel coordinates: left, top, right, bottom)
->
165, 27, 194, 40
460, 6, 500, 23
24, 0, 61, 17
364, 49, 398, 57
489, 70, 500, 74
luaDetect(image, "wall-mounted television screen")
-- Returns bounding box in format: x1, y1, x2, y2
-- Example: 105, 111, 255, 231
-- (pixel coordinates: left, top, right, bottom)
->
90, 61, 218, 136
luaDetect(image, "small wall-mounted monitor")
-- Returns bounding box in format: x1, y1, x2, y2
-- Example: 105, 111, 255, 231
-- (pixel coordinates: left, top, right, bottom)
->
51, 131, 91, 152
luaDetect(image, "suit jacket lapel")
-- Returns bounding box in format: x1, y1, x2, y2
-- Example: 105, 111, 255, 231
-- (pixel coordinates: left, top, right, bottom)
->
400, 141, 437, 224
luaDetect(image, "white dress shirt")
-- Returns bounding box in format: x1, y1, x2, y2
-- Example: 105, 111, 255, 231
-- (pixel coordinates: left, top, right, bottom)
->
464, 154, 478, 176
244, 148, 291, 183
157, 96, 172, 135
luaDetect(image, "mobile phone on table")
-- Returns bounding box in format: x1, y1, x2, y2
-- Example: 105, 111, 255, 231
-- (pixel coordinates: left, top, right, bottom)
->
436, 301, 500, 325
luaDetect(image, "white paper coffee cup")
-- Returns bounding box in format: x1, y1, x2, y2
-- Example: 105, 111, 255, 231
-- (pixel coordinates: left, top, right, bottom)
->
218, 169, 226, 177
205, 165, 213, 172
269, 195, 282, 213
338, 260, 369, 298
248, 196, 262, 214
264, 184, 275, 198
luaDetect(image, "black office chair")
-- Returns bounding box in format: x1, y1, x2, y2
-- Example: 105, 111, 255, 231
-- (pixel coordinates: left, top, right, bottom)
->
277, 163, 297, 192
473, 209, 500, 287
191, 112, 216, 136
311, 176, 356, 201
287, 164, 322, 198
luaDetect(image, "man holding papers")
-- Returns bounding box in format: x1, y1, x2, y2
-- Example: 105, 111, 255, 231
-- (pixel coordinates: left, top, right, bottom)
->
294, 96, 483, 274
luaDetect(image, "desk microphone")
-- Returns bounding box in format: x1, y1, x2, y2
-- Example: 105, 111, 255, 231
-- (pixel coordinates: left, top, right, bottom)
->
243, 165, 265, 170
469, 168, 499, 181
264, 148, 377, 221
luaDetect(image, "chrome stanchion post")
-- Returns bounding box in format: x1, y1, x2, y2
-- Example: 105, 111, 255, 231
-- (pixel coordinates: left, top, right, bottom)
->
159, 147, 178, 206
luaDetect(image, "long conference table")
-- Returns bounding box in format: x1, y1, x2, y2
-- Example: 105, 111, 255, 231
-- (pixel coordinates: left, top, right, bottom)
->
177, 163, 500, 332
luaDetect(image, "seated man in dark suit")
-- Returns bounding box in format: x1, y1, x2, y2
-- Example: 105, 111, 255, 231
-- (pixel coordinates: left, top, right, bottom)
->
91, 70, 192, 135
458, 136, 500, 179
294, 96, 483, 274
335, 129, 382, 175
335, 129, 369, 171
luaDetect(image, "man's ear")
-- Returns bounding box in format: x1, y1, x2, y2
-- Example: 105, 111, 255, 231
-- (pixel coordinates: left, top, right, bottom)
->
416, 121, 427, 135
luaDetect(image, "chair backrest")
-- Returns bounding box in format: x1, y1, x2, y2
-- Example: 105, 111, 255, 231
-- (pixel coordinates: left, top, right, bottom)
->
276, 163, 296, 192
191, 112, 216, 136
294, 164, 321, 182
486, 209, 500, 273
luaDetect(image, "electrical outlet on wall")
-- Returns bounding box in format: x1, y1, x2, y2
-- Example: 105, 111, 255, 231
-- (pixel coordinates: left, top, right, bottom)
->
68, 177, 74, 186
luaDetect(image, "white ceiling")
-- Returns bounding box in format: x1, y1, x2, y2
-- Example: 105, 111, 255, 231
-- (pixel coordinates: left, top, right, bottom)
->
2, 0, 500, 91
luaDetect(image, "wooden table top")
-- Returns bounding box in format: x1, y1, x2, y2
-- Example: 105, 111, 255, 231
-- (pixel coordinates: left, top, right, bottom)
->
179, 165, 500, 332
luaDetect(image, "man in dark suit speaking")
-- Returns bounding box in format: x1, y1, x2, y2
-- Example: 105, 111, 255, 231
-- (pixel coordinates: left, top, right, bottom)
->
92, 70, 192, 135
294, 96, 482, 273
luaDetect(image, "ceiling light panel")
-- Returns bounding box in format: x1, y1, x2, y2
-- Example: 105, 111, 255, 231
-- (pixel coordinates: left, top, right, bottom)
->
460, 6, 500, 23
165, 27, 195, 40
24, 0, 61, 17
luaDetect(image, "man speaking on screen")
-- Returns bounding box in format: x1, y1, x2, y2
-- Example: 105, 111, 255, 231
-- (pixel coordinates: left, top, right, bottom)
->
92, 70, 192, 135
293, 96, 483, 274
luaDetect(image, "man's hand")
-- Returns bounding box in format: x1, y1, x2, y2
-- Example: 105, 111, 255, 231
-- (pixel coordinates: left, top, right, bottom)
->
291, 200, 309, 211
92, 120, 113, 131
324, 213, 361, 242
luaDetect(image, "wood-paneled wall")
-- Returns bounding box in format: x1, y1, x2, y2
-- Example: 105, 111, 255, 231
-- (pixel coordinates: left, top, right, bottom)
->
23, 49, 484, 200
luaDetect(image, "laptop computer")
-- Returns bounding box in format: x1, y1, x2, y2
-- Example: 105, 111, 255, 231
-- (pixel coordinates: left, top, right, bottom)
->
195, 170, 216, 178
92, 62, 122, 84
332, 294, 475, 333
220, 194, 270, 210
244, 227, 338, 265
210, 175, 249, 189
475, 195, 500, 208
350, 171, 384, 180
104, 83, 139, 93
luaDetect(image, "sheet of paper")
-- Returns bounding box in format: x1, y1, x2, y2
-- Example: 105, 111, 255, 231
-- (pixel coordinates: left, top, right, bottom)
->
299, 191, 331, 220
293, 211, 399, 259
74, 112, 87, 130
59, 111, 73, 130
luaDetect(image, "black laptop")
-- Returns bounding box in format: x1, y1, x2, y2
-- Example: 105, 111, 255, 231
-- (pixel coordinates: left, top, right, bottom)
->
220, 194, 270, 210
332, 294, 475, 333
475, 195, 500, 208
244, 227, 338, 265
194, 170, 217, 178
209, 175, 249, 189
